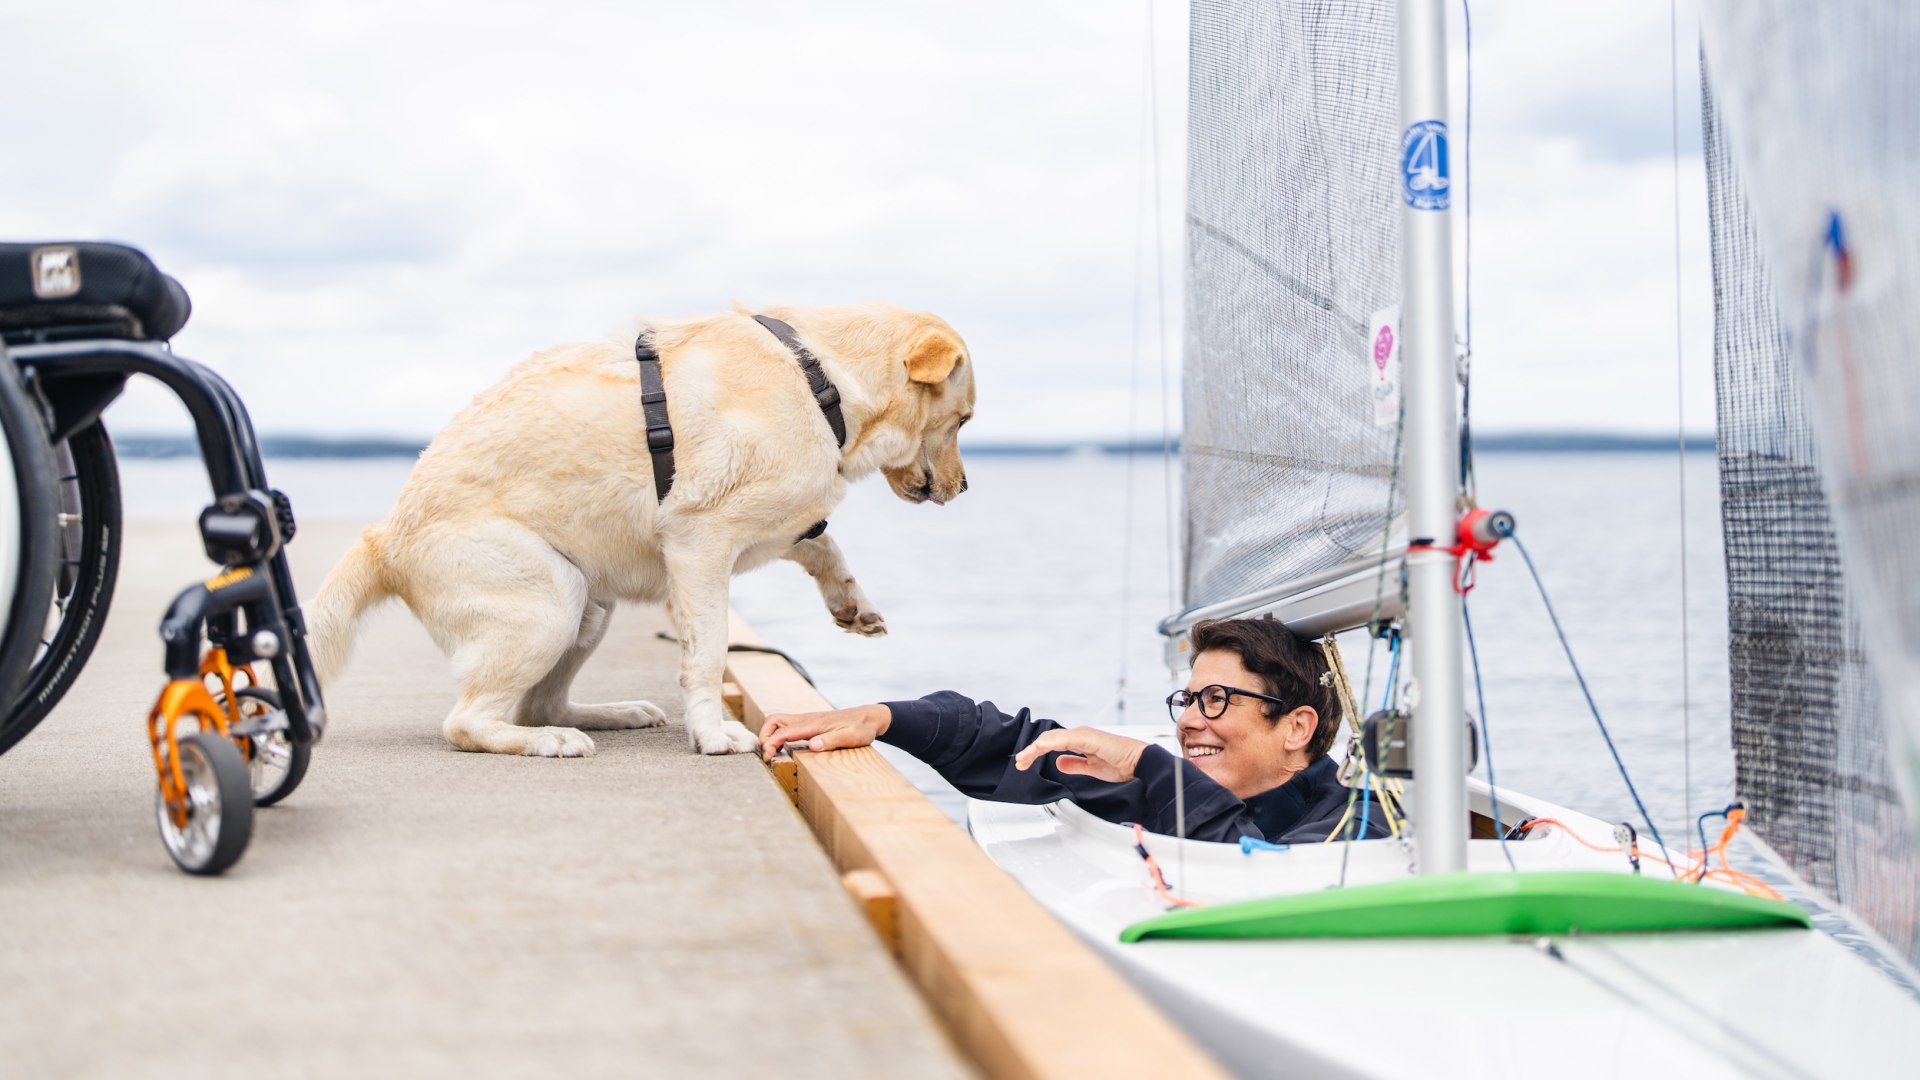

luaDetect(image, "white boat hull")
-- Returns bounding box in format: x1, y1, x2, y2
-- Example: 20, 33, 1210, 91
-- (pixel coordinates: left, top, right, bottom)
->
967, 732, 1920, 1079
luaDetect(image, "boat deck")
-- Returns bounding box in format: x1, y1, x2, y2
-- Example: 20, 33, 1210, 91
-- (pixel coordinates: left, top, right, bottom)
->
0, 522, 965, 1078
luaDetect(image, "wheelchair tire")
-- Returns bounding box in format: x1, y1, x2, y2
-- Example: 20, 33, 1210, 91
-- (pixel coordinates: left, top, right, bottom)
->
0, 360, 60, 756
0, 422, 121, 752
155, 730, 254, 876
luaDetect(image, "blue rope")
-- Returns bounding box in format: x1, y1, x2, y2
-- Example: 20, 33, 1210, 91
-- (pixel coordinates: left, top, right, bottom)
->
1356, 764, 1374, 843
1381, 631, 1401, 713
1501, 526, 1678, 876
1694, 805, 1733, 883
1354, 633, 1403, 842
1462, 598, 1515, 870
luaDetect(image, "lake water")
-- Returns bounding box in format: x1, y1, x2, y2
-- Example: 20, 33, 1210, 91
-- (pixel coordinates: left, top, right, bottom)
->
109, 447, 1920, 995
119, 448, 1731, 845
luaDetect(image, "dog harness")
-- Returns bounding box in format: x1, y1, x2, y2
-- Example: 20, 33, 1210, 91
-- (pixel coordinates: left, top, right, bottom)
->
635, 319, 847, 543
635, 334, 676, 502
751, 315, 848, 447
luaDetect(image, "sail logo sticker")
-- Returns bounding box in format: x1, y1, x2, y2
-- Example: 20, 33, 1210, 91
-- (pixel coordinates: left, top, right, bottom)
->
1367, 306, 1401, 429
1401, 121, 1450, 210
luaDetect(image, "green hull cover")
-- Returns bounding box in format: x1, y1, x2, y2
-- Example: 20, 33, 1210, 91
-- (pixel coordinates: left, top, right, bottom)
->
1119, 871, 1812, 942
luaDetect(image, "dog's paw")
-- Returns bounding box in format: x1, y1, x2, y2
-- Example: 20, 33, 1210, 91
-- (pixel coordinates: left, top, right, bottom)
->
525, 727, 597, 758
831, 601, 888, 638
690, 718, 760, 756
568, 700, 670, 730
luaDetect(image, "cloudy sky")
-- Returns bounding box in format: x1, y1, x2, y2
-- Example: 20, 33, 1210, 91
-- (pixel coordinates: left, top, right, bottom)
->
2, 1, 1713, 444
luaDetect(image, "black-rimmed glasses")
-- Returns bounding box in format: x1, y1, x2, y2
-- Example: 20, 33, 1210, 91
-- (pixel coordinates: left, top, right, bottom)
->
1165, 684, 1289, 722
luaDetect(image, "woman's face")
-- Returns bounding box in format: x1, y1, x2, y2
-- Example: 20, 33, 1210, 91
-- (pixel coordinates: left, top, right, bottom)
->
1174, 649, 1314, 799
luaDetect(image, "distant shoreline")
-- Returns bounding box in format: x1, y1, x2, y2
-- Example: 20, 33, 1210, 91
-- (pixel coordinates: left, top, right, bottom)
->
110, 431, 1716, 460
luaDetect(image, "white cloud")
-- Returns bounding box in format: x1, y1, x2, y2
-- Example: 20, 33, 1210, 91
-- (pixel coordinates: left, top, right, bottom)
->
3, 0, 1718, 442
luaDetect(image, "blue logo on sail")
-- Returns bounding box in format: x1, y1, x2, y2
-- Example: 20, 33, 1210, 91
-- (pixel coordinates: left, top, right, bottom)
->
1401, 120, 1450, 210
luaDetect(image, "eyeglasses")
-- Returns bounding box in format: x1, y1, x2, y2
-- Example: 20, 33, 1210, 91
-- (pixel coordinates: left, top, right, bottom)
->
1165, 684, 1289, 722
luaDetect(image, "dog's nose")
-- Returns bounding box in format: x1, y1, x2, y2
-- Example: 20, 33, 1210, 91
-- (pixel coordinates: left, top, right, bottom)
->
960, 475, 969, 493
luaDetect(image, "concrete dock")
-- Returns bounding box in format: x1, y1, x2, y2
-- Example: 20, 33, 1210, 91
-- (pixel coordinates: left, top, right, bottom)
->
0, 521, 966, 1078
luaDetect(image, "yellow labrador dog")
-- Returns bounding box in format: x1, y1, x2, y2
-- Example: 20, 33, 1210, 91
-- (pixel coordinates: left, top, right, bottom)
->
306, 303, 974, 755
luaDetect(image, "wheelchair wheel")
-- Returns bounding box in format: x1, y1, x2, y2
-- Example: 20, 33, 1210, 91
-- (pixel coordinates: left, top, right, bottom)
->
0, 359, 60, 755
2, 422, 120, 747
229, 685, 311, 807
155, 731, 254, 875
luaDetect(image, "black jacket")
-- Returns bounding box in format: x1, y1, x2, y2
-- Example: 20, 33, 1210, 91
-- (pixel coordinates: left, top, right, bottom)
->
880, 691, 1392, 845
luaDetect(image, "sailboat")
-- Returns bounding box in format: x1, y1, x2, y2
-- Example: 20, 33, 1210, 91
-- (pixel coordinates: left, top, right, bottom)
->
966, 2, 1920, 1075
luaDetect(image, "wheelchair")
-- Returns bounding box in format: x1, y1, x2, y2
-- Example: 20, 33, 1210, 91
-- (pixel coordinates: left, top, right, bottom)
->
0, 241, 328, 875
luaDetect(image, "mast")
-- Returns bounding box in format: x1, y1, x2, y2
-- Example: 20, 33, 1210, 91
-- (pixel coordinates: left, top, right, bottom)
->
1398, 0, 1467, 873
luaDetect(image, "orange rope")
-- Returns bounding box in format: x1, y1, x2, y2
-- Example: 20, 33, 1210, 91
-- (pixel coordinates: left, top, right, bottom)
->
1132, 824, 1203, 909
1516, 815, 1783, 901
1124, 811, 1784, 916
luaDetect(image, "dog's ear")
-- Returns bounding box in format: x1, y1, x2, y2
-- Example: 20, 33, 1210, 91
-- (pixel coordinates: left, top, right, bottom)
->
905, 327, 964, 384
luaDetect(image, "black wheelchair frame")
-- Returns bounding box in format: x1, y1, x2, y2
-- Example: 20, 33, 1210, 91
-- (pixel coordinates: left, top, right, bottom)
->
1, 325, 329, 874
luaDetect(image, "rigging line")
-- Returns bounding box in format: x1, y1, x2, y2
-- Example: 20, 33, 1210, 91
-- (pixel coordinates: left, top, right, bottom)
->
1695, 805, 1732, 880
1338, 631, 1402, 886
1463, 598, 1516, 870
1145, 0, 1177, 623
1116, 14, 1156, 724
1503, 530, 1678, 875
1669, 0, 1696, 879
1358, 641, 1403, 840
1533, 939, 1814, 1080
1461, 0, 1472, 352
1570, 938, 1821, 1080
1143, 0, 1185, 859
1459, 0, 1475, 500
1359, 401, 1408, 711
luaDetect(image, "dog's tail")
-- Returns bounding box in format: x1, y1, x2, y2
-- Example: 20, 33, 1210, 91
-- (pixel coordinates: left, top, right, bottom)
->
306, 527, 395, 684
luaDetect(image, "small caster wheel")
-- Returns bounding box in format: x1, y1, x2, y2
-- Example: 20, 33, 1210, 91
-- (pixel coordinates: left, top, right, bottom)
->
227, 686, 311, 807
155, 731, 254, 875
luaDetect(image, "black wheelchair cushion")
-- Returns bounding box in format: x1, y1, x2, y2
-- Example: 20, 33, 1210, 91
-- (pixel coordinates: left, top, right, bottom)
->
0, 241, 191, 343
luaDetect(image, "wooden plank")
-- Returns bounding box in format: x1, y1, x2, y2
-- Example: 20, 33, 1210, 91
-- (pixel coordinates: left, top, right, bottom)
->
769, 756, 799, 804
721, 681, 744, 720
841, 868, 899, 956
725, 610, 1229, 1080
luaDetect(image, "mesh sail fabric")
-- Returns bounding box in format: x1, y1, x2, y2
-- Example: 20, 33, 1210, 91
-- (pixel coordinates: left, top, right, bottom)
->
1181, 0, 1401, 618
1701, 44, 1920, 964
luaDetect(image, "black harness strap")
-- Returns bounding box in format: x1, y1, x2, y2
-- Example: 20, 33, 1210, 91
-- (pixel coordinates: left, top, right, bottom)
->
753, 314, 847, 447
636, 318, 845, 513
635, 333, 675, 502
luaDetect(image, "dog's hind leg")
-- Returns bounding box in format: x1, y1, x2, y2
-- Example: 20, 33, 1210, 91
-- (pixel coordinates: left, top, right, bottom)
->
663, 539, 759, 755
783, 533, 887, 637
514, 598, 669, 731
417, 526, 600, 757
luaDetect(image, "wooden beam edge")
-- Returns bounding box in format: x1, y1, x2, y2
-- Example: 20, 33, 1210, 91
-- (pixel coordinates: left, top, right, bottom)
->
724, 609, 1229, 1080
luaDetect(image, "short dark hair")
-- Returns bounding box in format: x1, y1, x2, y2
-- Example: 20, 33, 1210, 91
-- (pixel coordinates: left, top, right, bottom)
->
1188, 618, 1342, 758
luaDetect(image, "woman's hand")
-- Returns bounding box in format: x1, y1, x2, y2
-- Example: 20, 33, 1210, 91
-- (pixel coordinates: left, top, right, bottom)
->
758, 704, 891, 761
1012, 726, 1149, 783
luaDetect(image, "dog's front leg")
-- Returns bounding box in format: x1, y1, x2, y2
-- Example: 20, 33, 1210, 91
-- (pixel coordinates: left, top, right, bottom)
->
665, 539, 760, 755
783, 532, 887, 637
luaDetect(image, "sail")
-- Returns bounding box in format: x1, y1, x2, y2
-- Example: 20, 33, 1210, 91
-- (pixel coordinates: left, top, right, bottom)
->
1701, 5, 1920, 963
1176, 0, 1403, 632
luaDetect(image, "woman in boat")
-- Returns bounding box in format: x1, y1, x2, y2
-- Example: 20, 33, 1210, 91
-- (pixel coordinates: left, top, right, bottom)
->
756, 617, 1392, 844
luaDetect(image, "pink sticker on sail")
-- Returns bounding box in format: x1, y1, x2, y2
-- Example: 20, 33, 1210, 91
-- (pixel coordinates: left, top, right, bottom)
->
1373, 325, 1395, 370
1367, 307, 1401, 429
